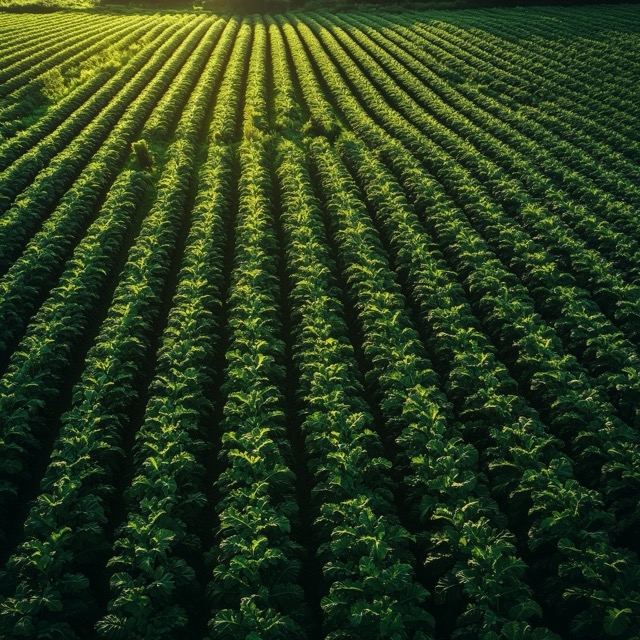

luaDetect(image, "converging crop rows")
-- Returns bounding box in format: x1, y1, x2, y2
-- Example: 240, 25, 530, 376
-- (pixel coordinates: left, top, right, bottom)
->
0, 5, 639, 639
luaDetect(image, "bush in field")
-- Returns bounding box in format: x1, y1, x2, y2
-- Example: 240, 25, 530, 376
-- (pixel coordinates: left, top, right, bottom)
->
132, 139, 153, 170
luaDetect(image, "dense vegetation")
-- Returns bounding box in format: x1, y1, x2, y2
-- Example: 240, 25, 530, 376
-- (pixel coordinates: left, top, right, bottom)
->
0, 0, 626, 17
0, 4, 639, 639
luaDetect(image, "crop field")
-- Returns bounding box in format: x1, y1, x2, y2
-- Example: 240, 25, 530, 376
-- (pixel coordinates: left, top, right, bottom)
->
1, 4, 640, 639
